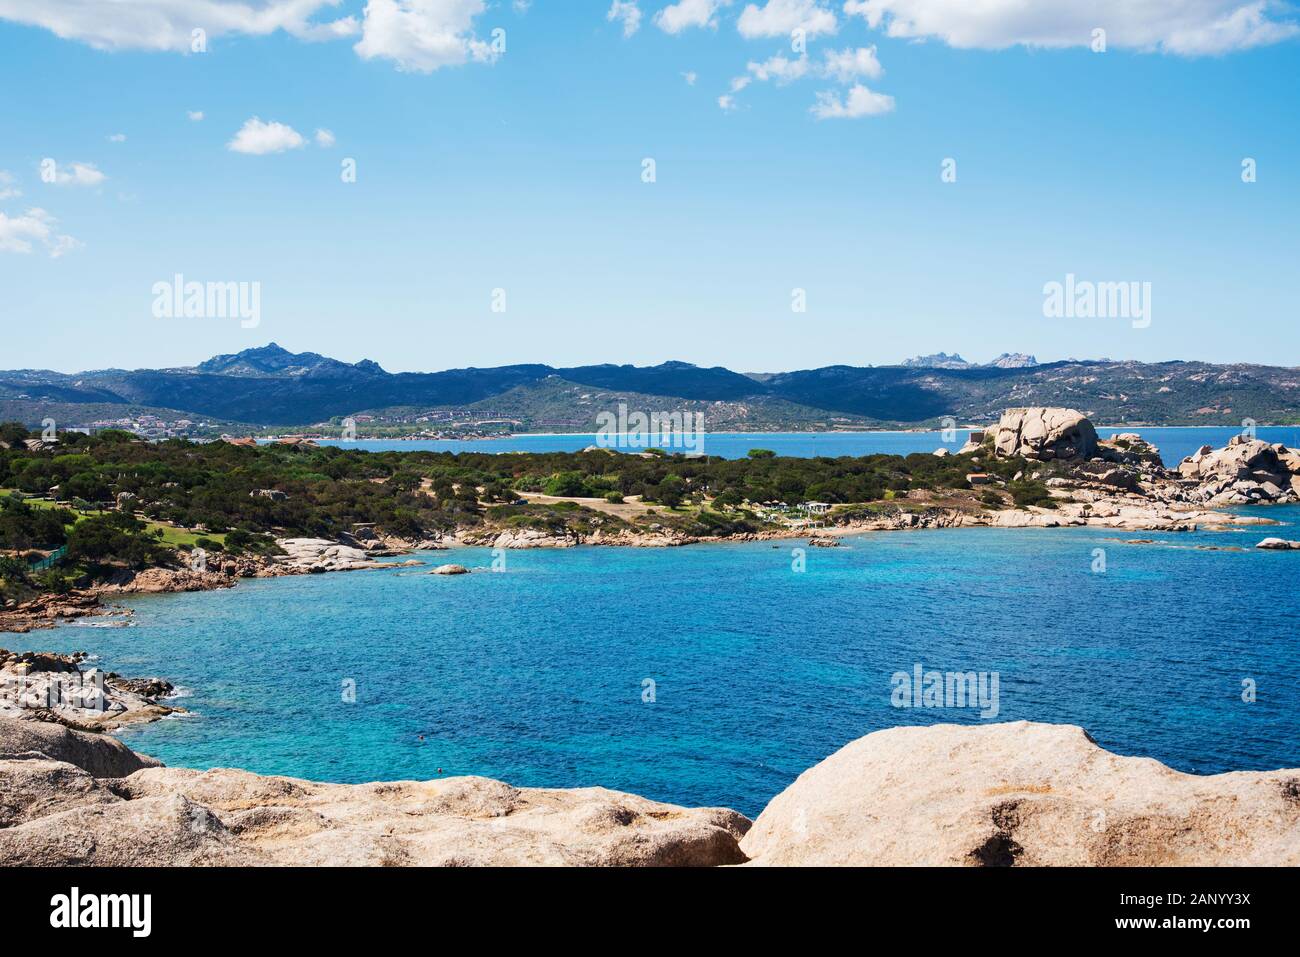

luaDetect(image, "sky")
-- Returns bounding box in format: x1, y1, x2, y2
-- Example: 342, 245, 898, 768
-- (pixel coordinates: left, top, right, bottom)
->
1, 0, 1298, 374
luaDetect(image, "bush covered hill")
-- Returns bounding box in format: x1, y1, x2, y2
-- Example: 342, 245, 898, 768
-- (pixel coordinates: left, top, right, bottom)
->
4, 344, 1299, 430
0, 421, 1045, 599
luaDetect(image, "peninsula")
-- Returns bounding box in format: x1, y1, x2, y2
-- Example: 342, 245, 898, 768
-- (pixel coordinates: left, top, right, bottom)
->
4, 407, 1300, 631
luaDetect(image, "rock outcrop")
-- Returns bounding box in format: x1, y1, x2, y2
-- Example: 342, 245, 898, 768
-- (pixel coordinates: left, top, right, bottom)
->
993, 408, 1098, 461
274, 538, 379, 571
985, 412, 1300, 511
740, 722, 1300, 866
0, 716, 161, 778
272, 539, 424, 573
482, 528, 581, 549
4, 717, 1297, 867
0, 650, 181, 730
0, 718, 748, 867
1177, 436, 1300, 505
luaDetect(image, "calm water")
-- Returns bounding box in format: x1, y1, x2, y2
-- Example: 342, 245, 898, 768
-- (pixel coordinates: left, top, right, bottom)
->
310, 427, 1300, 468
10, 507, 1300, 818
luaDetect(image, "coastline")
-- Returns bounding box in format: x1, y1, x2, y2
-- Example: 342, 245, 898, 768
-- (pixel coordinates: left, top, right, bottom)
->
7, 408, 1300, 638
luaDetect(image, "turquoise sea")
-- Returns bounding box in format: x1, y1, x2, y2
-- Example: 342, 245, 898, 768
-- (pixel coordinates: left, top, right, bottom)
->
9, 506, 1300, 818
311, 426, 1300, 468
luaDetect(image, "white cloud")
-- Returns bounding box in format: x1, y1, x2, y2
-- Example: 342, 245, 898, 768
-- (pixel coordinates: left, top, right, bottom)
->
843, 0, 1299, 55
107, 132, 127, 142
655, 0, 729, 34
354, 0, 499, 72
682, 69, 698, 84
0, 207, 80, 257
737, 0, 836, 38
315, 127, 336, 147
747, 51, 809, 82
607, 1, 642, 37
46, 161, 107, 186
188, 110, 205, 121
717, 93, 738, 110
227, 117, 307, 154
821, 44, 881, 81
513, 0, 531, 12
811, 81, 894, 118
0, 171, 21, 200
0, 0, 359, 52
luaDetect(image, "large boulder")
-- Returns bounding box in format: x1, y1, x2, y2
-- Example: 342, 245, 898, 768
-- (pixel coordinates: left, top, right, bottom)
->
993, 408, 1098, 461
1177, 436, 1300, 504
1179, 435, 1283, 481
0, 716, 161, 777
0, 717, 748, 867
1097, 432, 1164, 470
740, 722, 1300, 866
274, 538, 377, 571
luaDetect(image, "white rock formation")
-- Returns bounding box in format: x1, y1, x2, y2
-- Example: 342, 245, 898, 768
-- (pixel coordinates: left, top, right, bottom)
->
740, 722, 1300, 866
993, 408, 1098, 461
274, 538, 380, 571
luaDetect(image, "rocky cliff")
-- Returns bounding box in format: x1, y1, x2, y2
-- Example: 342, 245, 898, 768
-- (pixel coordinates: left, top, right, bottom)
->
3, 717, 1295, 867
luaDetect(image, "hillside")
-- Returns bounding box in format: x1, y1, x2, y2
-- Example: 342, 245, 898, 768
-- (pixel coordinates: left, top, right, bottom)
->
3, 344, 1299, 432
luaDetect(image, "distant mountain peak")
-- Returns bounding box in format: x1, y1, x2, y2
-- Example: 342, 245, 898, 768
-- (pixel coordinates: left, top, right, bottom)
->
901, 352, 971, 369
987, 352, 1039, 369
196, 344, 386, 378
900, 352, 1039, 370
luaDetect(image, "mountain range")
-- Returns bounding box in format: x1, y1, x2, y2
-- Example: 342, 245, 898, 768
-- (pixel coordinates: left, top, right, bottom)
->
2, 343, 1298, 431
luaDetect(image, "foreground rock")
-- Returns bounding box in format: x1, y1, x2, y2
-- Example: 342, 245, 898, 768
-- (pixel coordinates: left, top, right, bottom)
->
0, 650, 181, 730
4, 717, 1297, 866
741, 722, 1300, 866
0, 717, 748, 866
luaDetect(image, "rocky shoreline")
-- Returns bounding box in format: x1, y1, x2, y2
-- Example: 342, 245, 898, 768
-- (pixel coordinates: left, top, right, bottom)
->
0, 649, 181, 731
2, 717, 1295, 866
5, 408, 1299, 635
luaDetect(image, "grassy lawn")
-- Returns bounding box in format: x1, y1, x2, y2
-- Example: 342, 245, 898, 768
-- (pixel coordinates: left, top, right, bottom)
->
2, 489, 225, 547
149, 524, 225, 548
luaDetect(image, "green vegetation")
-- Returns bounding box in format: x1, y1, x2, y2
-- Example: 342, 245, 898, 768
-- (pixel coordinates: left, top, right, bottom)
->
1, 419, 1051, 599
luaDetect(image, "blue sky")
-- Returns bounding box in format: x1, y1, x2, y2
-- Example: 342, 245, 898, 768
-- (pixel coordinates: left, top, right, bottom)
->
2, 1, 1298, 374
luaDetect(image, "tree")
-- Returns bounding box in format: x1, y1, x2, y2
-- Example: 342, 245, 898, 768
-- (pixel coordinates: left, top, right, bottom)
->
67, 513, 167, 568
0, 422, 29, 447
543, 471, 590, 497
653, 476, 686, 507
61, 471, 111, 503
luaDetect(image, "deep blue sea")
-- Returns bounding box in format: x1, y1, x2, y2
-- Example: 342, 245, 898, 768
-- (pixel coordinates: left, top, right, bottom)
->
311, 426, 1300, 468
9, 507, 1300, 818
